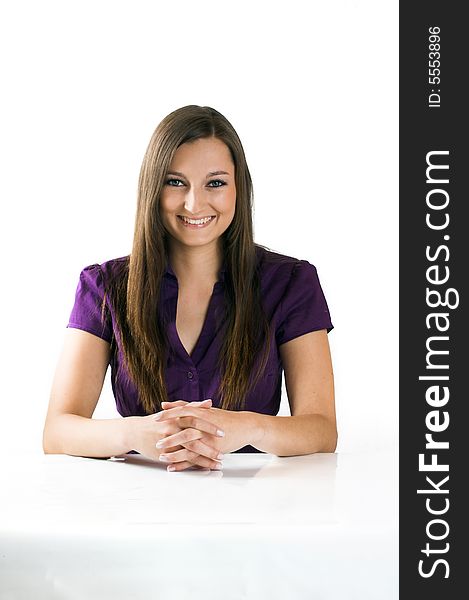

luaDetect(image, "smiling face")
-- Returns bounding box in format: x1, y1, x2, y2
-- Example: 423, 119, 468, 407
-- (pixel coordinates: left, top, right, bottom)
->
160, 136, 236, 251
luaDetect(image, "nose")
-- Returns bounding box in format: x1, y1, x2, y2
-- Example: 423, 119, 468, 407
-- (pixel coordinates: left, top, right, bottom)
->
184, 186, 206, 215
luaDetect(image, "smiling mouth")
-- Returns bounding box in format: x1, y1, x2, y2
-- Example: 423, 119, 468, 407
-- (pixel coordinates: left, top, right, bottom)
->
177, 215, 216, 226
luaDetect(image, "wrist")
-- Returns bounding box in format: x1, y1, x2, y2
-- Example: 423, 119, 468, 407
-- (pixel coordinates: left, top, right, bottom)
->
241, 411, 266, 447
122, 416, 138, 452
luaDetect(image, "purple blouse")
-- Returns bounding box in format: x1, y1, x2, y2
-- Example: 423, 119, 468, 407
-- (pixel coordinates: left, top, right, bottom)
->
67, 245, 333, 452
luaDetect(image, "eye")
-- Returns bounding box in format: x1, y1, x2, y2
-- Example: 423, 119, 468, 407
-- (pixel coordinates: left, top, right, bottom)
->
165, 178, 227, 188
165, 178, 184, 187
207, 179, 227, 188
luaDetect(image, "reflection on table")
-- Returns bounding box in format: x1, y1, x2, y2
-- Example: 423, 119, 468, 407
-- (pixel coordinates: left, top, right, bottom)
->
0, 450, 397, 600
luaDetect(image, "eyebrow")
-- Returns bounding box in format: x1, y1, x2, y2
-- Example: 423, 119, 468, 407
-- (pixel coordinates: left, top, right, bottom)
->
166, 170, 231, 178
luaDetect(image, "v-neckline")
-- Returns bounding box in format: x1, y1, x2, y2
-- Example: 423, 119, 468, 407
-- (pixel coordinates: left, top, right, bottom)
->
173, 282, 218, 363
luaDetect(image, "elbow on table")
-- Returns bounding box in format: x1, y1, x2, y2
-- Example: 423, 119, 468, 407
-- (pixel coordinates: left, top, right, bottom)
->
320, 413, 338, 453
324, 428, 338, 453
42, 419, 61, 455
309, 420, 337, 454
42, 428, 55, 455
321, 416, 338, 453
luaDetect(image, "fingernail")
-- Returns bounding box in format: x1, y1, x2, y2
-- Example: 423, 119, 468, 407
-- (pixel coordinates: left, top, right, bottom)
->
159, 455, 169, 462
216, 430, 225, 437
155, 441, 164, 448
167, 466, 176, 472
216, 453, 224, 460
213, 463, 223, 470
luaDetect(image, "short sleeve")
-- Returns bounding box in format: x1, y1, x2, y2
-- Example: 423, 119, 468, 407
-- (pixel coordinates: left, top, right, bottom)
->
276, 260, 333, 346
67, 264, 113, 343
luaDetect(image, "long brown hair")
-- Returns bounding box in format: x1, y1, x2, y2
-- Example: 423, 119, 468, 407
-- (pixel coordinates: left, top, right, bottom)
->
104, 105, 273, 414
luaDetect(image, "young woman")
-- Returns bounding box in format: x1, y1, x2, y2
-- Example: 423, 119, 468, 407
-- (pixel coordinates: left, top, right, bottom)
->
43, 105, 337, 472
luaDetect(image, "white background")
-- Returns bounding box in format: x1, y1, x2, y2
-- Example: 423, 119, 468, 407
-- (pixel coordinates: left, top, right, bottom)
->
0, 0, 398, 455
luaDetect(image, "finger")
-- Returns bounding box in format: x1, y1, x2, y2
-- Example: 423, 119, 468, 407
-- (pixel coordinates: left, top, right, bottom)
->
156, 417, 224, 445
166, 458, 223, 472
159, 447, 222, 470
181, 437, 224, 461
191, 398, 212, 407
154, 399, 211, 417
153, 401, 213, 422
157, 430, 223, 461
166, 461, 208, 472
191, 465, 211, 472
158, 447, 199, 463
163, 444, 184, 453
161, 400, 188, 408
156, 428, 203, 450
165, 460, 213, 472
165, 460, 194, 472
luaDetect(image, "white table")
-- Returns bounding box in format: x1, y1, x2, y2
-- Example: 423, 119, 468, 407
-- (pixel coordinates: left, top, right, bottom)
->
0, 450, 398, 599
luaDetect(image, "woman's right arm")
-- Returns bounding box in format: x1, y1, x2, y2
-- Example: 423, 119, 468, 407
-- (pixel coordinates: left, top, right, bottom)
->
42, 328, 224, 468
43, 328, 133, 458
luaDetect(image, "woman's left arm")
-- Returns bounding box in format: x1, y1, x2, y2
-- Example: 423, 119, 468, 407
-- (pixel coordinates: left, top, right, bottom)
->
156, 329, 336, 460
249, 328, 337, 456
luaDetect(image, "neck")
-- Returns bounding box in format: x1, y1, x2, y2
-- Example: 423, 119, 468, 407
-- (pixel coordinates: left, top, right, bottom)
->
167, 240, 224, 287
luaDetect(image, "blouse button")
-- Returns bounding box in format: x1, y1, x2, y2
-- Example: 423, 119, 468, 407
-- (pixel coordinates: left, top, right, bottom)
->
187, 371, 194, 380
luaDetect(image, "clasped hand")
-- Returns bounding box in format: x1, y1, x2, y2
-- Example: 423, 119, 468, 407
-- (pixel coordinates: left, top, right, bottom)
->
131, 399, 251, 472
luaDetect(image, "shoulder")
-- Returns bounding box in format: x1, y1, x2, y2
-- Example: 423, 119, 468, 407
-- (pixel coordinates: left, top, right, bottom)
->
87, 255, 129, 274
255, 244, 317, 281
79, 255, 129, 287
255, 246, 334, 338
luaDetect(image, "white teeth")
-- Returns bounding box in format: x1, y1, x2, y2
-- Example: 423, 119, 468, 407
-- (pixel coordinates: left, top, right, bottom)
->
180, 216, 214, 225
